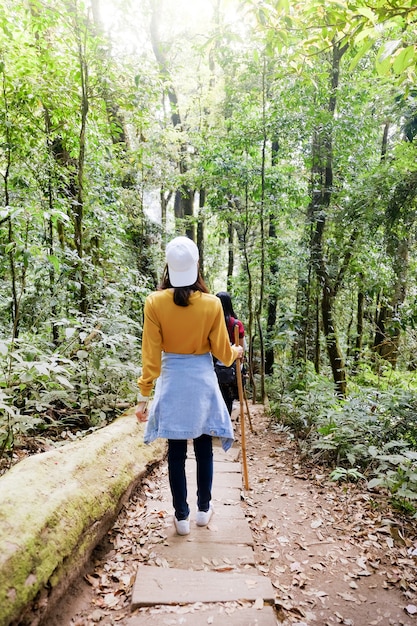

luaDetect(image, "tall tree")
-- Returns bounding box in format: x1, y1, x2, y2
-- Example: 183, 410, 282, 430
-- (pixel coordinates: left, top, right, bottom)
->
149, 0, 195, 240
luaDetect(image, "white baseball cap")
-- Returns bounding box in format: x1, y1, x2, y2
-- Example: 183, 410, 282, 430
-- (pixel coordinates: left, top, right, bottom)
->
166, 236, 199, 287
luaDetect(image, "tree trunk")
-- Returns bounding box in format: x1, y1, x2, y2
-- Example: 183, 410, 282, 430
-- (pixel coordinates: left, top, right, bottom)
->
197, 189, 205, 277
321, 287, 347, 397
256, 57, 267, 399
235, 198, 256, 400
353, 282, 364, 368
90, 0, 127, 146
226, 214, 234, 291
160, 187, 172, 234
292, 267, 310, 364
174, 186, 195, 240
74, 24, 89, 315
265, 284, 277, 375
45, 115, 59, 345
308, 42, 349, 396
374, 238, 409, 368
150, 1, 195, 237
314, 290, 320, 373
265, 138, 279, 376
1, 68, 20, 339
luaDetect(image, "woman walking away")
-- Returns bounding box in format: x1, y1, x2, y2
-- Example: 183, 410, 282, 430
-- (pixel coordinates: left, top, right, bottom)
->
135, 237, 243, 536
215, 292, 245, 415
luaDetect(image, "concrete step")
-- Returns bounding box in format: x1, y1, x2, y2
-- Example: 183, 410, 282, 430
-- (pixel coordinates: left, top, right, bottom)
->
129, 439, 277, 625
126, 605, 278, 625
147, 539, 255, 569
131, 565, 275, 607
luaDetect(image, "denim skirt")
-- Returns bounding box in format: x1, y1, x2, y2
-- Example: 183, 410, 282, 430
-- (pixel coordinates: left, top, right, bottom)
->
143, 352, 234, 451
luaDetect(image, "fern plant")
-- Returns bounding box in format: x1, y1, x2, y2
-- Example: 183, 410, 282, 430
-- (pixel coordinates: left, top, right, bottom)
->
0, 308, 143, 470
367, 443, 417, 504
330, 467, 365, 482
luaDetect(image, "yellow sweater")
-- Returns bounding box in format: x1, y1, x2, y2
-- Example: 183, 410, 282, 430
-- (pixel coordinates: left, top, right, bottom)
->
137, 290, 240, 396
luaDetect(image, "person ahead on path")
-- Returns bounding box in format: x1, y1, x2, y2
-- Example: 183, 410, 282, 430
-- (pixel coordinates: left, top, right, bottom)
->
215, 291, 245, 415
135, 237, 243, 536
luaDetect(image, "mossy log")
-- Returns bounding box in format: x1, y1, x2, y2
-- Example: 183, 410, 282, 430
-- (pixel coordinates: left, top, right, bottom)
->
0, 411, 166, 626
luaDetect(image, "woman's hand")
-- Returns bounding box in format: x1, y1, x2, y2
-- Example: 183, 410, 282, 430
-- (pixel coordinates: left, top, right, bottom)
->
135, 401, 149, 423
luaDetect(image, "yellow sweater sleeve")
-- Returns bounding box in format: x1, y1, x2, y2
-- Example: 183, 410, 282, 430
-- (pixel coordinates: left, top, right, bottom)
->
137, 296, 162, 396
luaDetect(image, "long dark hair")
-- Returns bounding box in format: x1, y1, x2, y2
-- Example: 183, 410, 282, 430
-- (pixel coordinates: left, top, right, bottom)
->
216, 291, 236, 325
159, 265, 209, 306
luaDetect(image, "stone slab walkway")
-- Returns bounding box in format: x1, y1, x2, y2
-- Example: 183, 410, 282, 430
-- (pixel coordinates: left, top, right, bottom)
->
127, 441, 277, 625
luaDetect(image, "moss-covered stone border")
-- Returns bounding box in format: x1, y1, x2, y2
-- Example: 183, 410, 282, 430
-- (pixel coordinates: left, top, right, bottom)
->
0, 411, 166, 626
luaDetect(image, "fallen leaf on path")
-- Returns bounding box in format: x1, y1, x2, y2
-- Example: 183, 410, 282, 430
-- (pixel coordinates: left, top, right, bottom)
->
102, 593, 120, 607
337, 591, 358, 602
310, 518, 323, 529
290, 561, 303, 572
259, 514, 269, 528
254, 597, 264, 609
310, 562, 324, 571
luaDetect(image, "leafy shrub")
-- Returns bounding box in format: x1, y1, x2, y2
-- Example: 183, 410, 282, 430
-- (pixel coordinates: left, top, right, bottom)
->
367, 443, 417, 512
268, 370, 417, 509
329, 467, 365, 482
0, 312, 142, 470
267, 363, 336, 438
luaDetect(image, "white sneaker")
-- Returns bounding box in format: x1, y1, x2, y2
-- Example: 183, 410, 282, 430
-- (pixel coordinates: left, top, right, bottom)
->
174, 515, 190, 535
196, 504, 214, 527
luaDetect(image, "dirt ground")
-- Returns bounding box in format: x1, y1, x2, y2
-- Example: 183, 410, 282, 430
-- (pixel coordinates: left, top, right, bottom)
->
45, 404, 417, 626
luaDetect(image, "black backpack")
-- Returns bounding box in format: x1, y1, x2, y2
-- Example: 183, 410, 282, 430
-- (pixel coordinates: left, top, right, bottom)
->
213, 319, 239, 390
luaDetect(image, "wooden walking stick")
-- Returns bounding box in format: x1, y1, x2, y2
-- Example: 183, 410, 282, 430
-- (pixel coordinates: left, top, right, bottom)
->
235, 325, 249, 490
243, 387, 254, 433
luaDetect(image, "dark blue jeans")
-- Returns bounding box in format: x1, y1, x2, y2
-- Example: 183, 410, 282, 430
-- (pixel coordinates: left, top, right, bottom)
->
168, 435, 213, 521
219, 383, 234, 415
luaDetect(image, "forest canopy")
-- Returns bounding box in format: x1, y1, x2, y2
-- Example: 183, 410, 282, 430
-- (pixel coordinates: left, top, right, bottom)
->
1, 0, 417, 511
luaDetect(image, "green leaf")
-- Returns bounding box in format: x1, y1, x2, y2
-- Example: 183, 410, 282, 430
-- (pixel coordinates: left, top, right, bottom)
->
34, 362, 50, 375
349, 38, 375, 72
354, 26, 377, 45
56, 375, 74, 389
277, 0, 290, 11
378, 39, 402, 63
356, 7, 377, 22
347, 452, 355, 465
392, 46, 415, 75
48, 255, 61, 272
367, 477, 384, 489
377, 453, 408, 465
375, 55, 391, 76
65, 327, 76, 339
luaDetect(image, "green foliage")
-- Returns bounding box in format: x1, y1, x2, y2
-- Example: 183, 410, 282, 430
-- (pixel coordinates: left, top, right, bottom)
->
367, 443, 417, 504
1, 0, 417, 500
329, 467, 365, 482
267, 362, 336, 438
0, 307, 142, 470
269, 369, 417, 511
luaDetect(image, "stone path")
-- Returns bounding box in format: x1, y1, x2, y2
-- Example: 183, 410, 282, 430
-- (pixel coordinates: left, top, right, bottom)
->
126, 441, 278, 625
